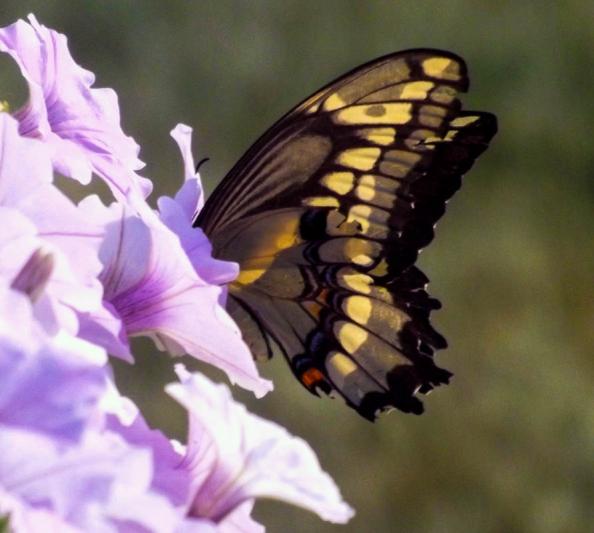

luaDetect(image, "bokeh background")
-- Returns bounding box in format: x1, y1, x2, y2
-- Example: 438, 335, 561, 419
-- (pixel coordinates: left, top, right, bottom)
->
1, 2, 593, 532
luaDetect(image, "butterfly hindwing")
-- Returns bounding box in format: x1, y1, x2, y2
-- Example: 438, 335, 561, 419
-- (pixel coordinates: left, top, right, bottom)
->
195, 50, 497, 420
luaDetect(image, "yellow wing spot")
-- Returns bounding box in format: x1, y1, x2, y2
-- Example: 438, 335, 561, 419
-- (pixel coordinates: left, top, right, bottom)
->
334, 321, 368, 355
318, 238, 381, 267
340, 270, 373, 294
348, 205, 371, 233
0, 100, 9, 112
305, 100, 321, 114
450, 115, 480, 127
323, 92, 348, 111
303, 196, 340, 208
358, 127, 396, 146
346, 239, 381, 267
355, 175, 376, 202
326, 351, 358, 383
361, 173, 400, 193
422, 57, 461, 81
348, 204, 390, 238
321, 171, 355, 195
355, 178, 399, 209
399, 80, 434, 100
336, 147, 381, 171
344, 295, 373, 325
334, 102, 413, 126
237, 268, 266, 286
234, 212, 301, 286
325, 210, 360, 236
345, 239, 381, 266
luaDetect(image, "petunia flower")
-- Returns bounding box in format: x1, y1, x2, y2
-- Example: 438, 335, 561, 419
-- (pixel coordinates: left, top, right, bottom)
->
166, 366, 355, 530
0, 14, 152, 203
158, 124, 238, 286
0, 285, 107, 441
0, 426, 182, 532
0, 286, 188, 532
0, 113, 116, 337
106, 413, 190, 508
86, 193, 271, 397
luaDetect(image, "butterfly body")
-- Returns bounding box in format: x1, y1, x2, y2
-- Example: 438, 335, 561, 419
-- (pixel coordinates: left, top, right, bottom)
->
196, 50, 497, 420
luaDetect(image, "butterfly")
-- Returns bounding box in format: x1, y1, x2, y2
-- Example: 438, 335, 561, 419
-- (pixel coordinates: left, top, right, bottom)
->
194, 49, 497, 420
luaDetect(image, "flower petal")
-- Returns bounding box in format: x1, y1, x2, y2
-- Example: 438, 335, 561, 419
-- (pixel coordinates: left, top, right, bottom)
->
167, 366, 354, 525
170, 123, 204, 215
0, 286, 108, 441
0, 15, 152, 202
96, 199, 271, 396
0, 427, 180, 532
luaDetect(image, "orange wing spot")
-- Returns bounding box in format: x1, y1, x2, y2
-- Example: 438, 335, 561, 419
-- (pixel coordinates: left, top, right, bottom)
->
302, 300, 323, 319
317, 288, 330, 304
301, 368, 326, 389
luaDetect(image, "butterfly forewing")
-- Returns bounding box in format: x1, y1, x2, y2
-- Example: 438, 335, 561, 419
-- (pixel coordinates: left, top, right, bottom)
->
195, 50, 497, 420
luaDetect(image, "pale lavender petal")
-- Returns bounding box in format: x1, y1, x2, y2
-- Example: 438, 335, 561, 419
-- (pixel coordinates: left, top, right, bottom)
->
0, 112, 52, 202
159, 124, 238, 284
107, 413, 190, 508
97, 375, 140, 428
217, 501, 264, 533
0, 286, 108, 441
0, 113, 105, 286
157, 195, 238, 285
0, 333, 108, 441
0, 207, 102, 335
178, 502, 264, 533
167, 367, 354, 525
0, 114, 108, 335
170, 123, 204, 214
0, 15, 152, 201
77, 302, 132, 362
0, 427, 180, 532
0, 488, 81, 533
96, 199, 271, 397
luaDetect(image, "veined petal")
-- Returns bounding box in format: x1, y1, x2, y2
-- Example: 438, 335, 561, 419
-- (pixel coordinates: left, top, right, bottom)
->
166, 367, 355, 526
96, 199, 271, 397
0, 15, 152, 202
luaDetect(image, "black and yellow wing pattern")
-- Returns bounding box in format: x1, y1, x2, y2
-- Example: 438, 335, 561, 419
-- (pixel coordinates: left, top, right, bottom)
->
195, 49, 497, 420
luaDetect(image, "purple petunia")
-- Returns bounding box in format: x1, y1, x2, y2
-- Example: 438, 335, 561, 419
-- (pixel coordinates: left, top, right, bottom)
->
0, 14, 152, 204
168, 366, 355, 530
0, 13, 354, 533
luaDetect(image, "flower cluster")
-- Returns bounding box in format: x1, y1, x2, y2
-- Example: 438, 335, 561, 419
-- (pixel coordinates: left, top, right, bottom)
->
0, 15, 354, 532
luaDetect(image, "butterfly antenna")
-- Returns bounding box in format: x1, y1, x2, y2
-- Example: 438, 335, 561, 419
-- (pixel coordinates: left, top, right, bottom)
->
195, 157, 210, 173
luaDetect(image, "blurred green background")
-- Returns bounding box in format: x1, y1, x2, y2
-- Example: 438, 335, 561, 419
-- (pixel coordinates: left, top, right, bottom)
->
2, 2, 593, 532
